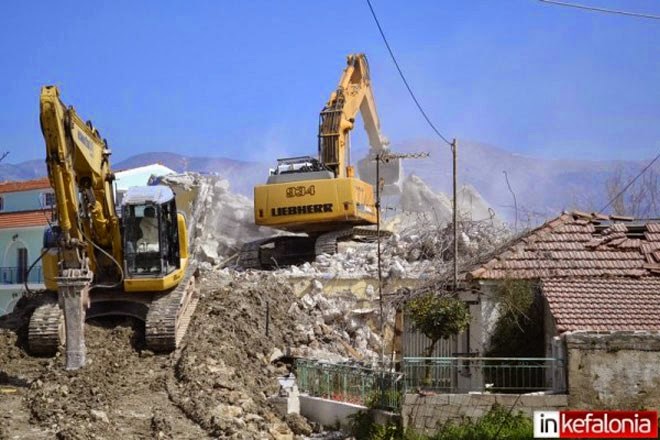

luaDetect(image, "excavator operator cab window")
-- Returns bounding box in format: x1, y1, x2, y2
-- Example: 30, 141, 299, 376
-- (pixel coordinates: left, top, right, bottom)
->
122, 200, 180, 277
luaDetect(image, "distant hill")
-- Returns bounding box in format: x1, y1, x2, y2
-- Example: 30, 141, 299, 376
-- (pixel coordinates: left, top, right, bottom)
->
112, 152, 266, 195
0, 152, 267, 197
394, 139, 653, 224
0, 159, 46, 181
1, 142, 656, 223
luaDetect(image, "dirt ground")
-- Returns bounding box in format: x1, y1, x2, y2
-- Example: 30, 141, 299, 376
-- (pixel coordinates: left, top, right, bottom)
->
0, 271, 350, 440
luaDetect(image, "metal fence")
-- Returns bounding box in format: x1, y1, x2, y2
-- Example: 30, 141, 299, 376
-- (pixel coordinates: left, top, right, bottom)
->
0, 266, 43, 285
295, 359, 403, 411
403, 357, 565, 393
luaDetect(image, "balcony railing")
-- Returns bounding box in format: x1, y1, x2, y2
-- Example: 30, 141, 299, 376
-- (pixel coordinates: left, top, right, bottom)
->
1, 266, 43, 285
295, 359, 403, 411
403, 357, 565, 393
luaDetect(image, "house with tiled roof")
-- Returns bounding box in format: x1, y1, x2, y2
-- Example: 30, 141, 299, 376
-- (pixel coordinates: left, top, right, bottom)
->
0, 177, 54, 315
453, 211, 660, 407
466, 211, 660, 344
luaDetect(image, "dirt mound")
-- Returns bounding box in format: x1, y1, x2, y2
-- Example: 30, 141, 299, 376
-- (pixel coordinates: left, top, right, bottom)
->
0, 304, 208, 439
0, 270, 359, 439
166, 270, 359, 438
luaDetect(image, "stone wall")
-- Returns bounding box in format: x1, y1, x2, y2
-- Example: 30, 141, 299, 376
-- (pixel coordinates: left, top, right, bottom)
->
401, 393, 568, 435
565, 331, 660, 409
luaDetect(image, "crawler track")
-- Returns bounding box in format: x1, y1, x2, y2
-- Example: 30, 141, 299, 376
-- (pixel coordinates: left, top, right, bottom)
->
145, 264, 200, 352
28, 294, 64, 356
238, 227, 392, 269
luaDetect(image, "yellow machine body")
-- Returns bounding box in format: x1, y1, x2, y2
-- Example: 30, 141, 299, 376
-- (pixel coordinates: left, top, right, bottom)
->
254, 176, 376, 233
39, 85, 191, 294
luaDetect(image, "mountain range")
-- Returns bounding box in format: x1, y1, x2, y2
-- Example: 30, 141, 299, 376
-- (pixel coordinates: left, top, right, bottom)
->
1, 141, 656, 224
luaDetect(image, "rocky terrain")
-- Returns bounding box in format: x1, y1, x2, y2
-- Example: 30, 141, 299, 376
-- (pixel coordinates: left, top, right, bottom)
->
0, 269, 368, 439
0, 173, 509, 439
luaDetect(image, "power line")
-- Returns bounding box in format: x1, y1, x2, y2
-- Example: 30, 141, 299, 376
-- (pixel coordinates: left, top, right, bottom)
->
599, 150, 660, 214
538, 0, 660, 21
365, 0, 452, 146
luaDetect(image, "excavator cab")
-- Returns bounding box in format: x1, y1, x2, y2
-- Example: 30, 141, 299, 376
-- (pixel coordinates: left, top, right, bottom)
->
121, 185, 180, 278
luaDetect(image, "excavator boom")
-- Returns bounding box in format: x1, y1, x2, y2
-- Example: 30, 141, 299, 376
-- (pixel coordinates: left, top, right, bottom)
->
317, 54, 401, 192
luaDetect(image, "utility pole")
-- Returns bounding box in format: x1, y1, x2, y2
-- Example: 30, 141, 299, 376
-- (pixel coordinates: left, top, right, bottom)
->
374, 150, 429, 367
452, 139, 458, 293
376, 153, 383, 365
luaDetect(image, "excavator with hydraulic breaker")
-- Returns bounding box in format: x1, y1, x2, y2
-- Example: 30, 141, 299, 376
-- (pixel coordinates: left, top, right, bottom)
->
238, 53, 401, 269
28, 86, 205, 370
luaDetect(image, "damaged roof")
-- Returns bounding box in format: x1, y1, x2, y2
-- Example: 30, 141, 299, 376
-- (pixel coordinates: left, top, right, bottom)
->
468, 211, 660, 279
467, 211, 660, 332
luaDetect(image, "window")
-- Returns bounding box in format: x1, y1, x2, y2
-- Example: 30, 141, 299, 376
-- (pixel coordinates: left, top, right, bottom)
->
0, 196, 3, 212
41, 192, 56, 208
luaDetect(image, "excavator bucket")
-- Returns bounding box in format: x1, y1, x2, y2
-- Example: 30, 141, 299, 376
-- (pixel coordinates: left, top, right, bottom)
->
357, 152, 403, 196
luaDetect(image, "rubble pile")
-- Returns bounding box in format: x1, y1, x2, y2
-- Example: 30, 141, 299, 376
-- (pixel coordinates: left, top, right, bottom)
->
274, 174, 506, 280
160, 173, 274, 265
276, 212, 507, 281
0, 269, 383, 439
165, 269, 370, 438
0, 299, 208, 439
0, 172, 509, 438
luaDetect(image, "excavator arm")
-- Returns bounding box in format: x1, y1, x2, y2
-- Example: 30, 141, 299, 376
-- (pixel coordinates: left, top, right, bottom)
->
318, 54, 400, 191
40, 85, 122, 271
39, 85, 122, 369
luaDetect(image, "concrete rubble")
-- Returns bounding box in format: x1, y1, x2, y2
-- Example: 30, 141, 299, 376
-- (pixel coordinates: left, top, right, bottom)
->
0, 172, 507, 438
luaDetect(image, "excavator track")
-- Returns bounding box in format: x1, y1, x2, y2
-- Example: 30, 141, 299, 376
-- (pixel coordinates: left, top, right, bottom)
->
145, 264, 200, 352
314, 228, 356, 255
237, 236, 317, 270
237, 238, 275, 270
238, 227, 393, 270
351, 227, 393, 238
315, 227, 392, 254
28, 295, 64, 356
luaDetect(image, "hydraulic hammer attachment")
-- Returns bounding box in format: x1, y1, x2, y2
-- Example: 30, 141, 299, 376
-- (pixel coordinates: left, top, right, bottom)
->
57, 268, 93, 370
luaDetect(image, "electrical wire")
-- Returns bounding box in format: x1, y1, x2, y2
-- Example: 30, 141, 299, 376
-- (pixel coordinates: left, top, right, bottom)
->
365, 0, 453, 146
538, 0, 660, 21
598, 150, 660, 214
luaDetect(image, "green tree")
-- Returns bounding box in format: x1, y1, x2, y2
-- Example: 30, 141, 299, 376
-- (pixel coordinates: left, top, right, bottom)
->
407, 294, 470, 385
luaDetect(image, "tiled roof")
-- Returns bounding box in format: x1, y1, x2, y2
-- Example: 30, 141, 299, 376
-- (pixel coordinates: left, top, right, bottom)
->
543, 278, 660, 332
0, 210, 51, 229
0, 177, 50, 194
468, 212, 660, 279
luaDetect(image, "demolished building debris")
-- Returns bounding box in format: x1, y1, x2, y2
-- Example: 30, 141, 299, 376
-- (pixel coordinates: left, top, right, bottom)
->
0, 172, 505, 438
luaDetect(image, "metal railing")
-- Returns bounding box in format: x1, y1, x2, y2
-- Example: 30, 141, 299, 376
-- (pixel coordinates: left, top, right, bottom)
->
295, 359, 403, 411
403, 357, 565, 393
0, 266, 43, 285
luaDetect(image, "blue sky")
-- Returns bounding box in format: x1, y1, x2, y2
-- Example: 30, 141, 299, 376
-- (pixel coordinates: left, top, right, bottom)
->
0, 0, 658, 164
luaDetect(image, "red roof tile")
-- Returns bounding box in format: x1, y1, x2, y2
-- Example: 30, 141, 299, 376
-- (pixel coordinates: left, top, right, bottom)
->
542, 278, 660, 332
0, 210, 51, 229
468, 212, 660, 279
0, 177, 50, 194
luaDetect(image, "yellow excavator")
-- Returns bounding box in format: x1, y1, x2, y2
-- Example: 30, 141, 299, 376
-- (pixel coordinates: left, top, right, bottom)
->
29, 86, 201, 369
239, 53, 401, 269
